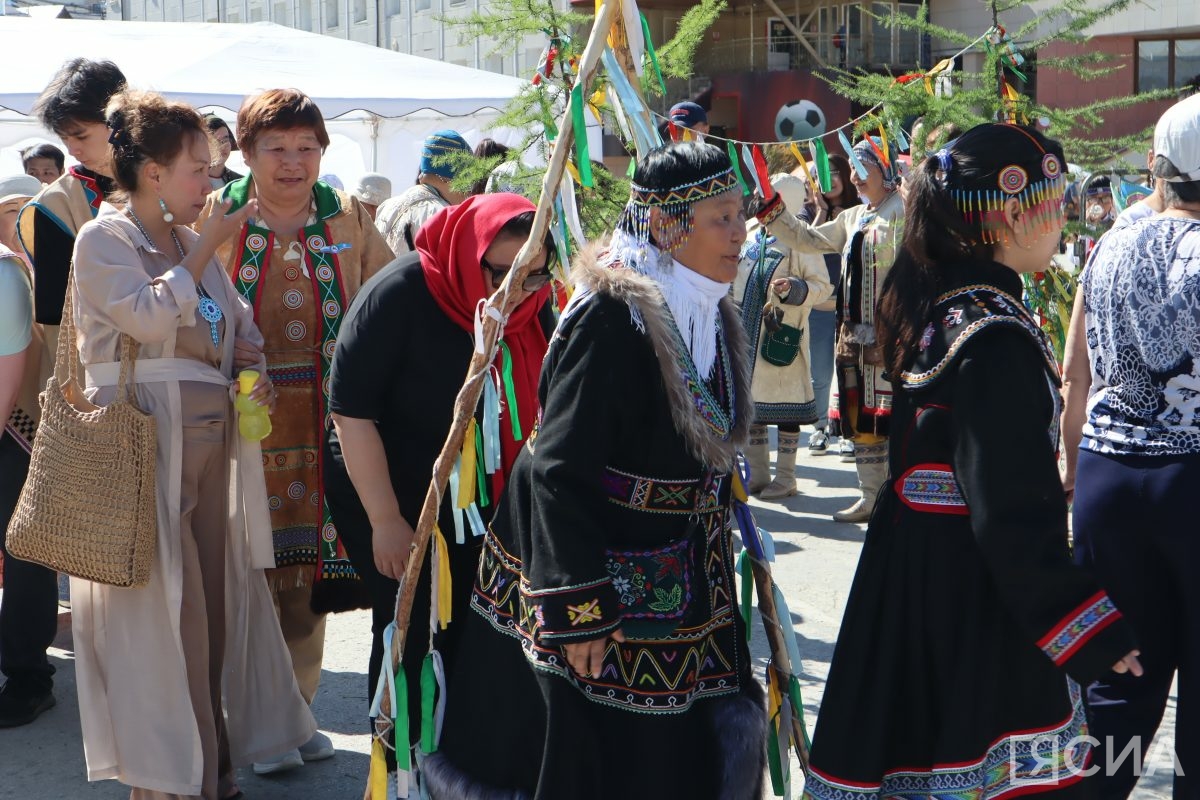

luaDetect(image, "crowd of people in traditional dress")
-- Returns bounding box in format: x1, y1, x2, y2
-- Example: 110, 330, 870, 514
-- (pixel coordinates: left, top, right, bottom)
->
1, 55, 1198, 800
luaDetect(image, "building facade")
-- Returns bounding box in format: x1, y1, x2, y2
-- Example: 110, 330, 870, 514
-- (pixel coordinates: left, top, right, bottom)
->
117, 0, 555, 78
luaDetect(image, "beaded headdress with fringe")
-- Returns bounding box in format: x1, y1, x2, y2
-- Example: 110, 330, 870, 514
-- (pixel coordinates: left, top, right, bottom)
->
936, 125, 1067, 245
609, 166, 739, 271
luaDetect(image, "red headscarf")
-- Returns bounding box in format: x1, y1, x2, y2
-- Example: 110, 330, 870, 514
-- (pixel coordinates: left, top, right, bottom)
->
415, 193, 551, 490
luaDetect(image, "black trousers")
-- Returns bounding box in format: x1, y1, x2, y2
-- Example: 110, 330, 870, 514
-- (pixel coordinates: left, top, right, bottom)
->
0, 434, 58, 692
1073, 448, 1198, 799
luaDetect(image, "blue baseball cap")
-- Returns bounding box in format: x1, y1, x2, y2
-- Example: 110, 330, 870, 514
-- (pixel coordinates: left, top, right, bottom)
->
669, 102, 707, 129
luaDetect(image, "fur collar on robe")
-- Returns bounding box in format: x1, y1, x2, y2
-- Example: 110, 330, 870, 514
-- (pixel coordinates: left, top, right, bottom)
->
569, 242, 755, 473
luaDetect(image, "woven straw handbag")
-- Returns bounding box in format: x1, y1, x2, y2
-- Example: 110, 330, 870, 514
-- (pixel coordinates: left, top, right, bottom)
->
6, 280, 158, 587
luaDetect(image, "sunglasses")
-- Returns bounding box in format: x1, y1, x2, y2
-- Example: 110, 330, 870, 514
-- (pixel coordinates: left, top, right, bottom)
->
481, 256, 554, 291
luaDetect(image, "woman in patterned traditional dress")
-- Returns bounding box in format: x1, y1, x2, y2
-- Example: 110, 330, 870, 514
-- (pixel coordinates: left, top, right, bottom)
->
424, 141, 766, 800
754, 137, 903, 522
800, 123, 1141, 800
193, 89, 394, 771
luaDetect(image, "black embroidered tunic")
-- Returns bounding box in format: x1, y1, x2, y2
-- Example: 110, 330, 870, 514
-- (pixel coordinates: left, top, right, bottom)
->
430, 254, 766, 800
801, 262, 1137, 799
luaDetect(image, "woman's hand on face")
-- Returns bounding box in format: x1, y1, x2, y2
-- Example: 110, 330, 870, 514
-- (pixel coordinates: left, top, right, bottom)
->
1112, 650, 1143, 677
563, 628, 626, 679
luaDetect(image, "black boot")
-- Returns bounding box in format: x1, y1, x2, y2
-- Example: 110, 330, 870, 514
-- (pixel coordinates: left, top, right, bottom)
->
0, 678, 55, 727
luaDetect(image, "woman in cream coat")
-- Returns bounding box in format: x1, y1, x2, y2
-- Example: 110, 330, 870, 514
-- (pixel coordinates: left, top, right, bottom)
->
735, 173, 833, 499
70, 91, 314, 799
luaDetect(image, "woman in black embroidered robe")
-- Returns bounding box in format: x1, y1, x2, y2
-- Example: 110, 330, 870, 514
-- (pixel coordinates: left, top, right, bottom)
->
800, 124, 1143, 799
424, 142, 767, 800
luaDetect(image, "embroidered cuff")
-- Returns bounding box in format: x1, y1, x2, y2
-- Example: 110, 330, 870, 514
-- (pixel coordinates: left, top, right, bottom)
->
527, 578, 621, 643
757, 194, 785, 226
158, 265, 199, 325
1037, 591, 1136, 683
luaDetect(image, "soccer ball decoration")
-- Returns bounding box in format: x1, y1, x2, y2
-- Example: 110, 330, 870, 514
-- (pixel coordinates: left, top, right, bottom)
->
775, 100, 827, 142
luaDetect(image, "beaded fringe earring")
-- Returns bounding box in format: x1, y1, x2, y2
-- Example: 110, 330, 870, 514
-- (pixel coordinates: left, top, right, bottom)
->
159, 197, 174, 224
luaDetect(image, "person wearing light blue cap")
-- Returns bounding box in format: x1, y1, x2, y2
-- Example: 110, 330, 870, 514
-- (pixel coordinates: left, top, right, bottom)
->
375, 129, 471, 254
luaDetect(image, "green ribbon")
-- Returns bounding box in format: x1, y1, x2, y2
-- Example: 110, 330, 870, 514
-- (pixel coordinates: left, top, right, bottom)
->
726, 141, 751, 196
394, 667, 410, 771
570, 85, 594, 188
788, 674, 812, 751
639, 13, 667, 96
626, 158, 636, 178
474, 418, 489, 508
737, 551, 753, 643
419, 653, 438, 755
498, 341, 523, 441
812, 138, 832, 194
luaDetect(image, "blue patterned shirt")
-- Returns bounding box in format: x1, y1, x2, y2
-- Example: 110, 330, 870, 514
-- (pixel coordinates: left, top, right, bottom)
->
1082, 216, 1200, 455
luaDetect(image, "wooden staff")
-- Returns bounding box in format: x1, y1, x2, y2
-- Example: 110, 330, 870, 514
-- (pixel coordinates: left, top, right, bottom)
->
750, 557, 811, 769
372, 0, 619, 741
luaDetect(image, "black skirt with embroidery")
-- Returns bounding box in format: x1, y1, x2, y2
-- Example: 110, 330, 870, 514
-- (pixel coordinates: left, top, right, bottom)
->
802, 266, 1137, 799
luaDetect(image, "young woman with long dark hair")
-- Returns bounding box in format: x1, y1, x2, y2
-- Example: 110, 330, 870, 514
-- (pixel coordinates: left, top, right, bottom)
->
801, 123, 1142, 799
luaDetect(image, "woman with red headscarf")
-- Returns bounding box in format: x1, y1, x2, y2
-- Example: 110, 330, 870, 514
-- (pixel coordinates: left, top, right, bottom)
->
322, 192, 554, 749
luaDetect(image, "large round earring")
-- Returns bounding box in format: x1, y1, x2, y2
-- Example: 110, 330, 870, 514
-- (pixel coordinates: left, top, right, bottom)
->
159, 197, 175, 224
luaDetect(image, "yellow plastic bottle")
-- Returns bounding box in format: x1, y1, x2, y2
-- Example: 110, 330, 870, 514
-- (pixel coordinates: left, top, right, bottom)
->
236, 370, 272, 441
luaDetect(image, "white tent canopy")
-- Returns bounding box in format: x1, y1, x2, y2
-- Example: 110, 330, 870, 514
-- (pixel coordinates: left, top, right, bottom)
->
0, 18, 529, 189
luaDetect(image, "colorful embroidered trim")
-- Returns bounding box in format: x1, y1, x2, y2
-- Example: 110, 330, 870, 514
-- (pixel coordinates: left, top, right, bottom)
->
604, 538, 692, 622
894, 463, 969, 516
1038, 591, 1122, 666
663, 310, 737, 441
231, 213, 356, 585
629, 168, 738, 208
602, 467, 723, 515
266, 362, 319, 386
804, 680, 1092, 799
471, 474, 742, 714
69, 167, 104, 216
901, 286, 1059, 390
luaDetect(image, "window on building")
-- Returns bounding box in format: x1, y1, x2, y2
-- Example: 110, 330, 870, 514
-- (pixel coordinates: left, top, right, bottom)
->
248, 5, 263, 20
272, 1, 286, 22
353, 0, 366, 23
484, 53, 504, 74
297, 0, 312, 28
1138, 40, 1170, 92
326, 0, 339, 28
413, 0, 430, 11
1137, 38, 1200, 92
385, 0, 399, 16
1178, 39, 1200, 93
227, 8, 240, 22
448, 0, 465, 6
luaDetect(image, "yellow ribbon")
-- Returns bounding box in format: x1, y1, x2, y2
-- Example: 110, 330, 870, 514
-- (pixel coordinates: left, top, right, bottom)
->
789, 142, 822, 202
457, 419, 478, 509
369, 739, 388, 800
433, 524, 453, 629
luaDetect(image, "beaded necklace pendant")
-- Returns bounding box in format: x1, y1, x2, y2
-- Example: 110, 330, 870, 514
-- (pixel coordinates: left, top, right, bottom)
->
196, 284, 223, 348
